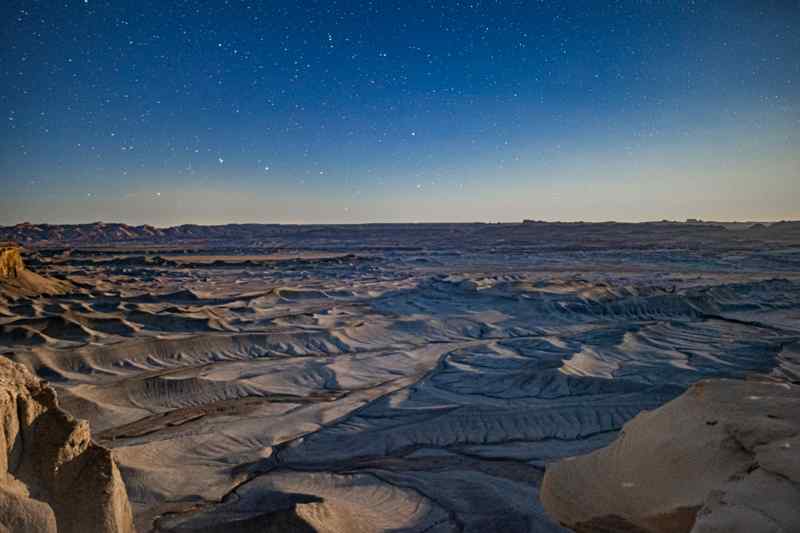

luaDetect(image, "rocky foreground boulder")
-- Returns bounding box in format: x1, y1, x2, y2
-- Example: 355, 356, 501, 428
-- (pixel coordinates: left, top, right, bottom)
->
0, 357, 134, 533
540, 378, 800, 532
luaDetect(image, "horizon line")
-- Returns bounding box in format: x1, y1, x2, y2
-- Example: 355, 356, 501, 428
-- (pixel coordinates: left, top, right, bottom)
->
3, 218, 799, 229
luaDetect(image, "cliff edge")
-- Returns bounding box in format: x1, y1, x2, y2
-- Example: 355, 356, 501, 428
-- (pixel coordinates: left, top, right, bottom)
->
0, 244, 70, 297
0, 357, 135, 533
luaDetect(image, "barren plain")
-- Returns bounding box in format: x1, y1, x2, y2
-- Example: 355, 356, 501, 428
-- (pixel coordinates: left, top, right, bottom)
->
1, 221, 799, 532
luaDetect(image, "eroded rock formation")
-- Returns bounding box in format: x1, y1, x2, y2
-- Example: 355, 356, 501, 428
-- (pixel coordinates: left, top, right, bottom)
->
0, 244, 70, 298
0, 245, 24, 279
0, 357, 134, 533
540, 378, 800, 533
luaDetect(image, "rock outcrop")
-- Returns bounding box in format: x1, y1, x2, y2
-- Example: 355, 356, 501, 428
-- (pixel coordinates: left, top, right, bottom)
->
540, 378, 800, 533
0, 357, 134, 533
0, 245, 25, 279
0, 244, 70, 298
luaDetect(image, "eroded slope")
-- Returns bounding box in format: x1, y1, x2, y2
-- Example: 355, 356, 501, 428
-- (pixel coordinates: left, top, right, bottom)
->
1, 238, 799, 532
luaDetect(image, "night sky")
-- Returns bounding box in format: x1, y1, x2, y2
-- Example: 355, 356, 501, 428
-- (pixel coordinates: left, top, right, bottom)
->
1, 1, 798, 225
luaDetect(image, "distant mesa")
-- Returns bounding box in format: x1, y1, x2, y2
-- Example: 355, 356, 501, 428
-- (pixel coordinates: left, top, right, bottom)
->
540, 378, 800, 533
2, 220, 800, 249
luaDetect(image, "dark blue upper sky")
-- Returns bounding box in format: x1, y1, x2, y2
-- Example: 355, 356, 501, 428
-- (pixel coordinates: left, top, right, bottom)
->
1, 1, 798, 224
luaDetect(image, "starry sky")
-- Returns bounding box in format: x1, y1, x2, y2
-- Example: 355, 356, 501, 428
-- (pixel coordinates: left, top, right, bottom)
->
1, 1, 798, 225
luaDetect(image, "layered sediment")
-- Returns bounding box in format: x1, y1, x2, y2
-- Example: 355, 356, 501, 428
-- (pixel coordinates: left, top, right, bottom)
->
0, 245, 24, 279
2, 225, 800, 531
0, 357, 134, 533
0, 244, 70, 298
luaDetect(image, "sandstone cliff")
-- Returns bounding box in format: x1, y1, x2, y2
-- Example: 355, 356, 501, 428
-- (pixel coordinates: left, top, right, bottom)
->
0, 244, 70, 297
0, 246, 25, 278
0, 357, 134, 533
540, 378, 800, 533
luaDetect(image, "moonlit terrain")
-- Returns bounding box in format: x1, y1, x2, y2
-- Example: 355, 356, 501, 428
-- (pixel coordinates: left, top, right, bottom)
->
2, 221, 799, 531
3, 1, 800, 530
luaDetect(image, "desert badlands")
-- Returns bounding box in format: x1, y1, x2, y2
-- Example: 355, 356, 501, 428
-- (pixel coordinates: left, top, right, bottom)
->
1, 221, 799, 532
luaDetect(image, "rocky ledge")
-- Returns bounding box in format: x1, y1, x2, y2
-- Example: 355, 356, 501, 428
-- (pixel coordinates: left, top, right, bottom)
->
0, 244, 70, 298
0, 245, 25, 279
0, 357, 134, 533
541, 378, 799, 533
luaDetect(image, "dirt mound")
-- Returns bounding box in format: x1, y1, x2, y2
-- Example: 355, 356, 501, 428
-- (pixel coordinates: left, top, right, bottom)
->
0, 357, 135, 533
2, 316, 95, 343
540, 378, 800, 533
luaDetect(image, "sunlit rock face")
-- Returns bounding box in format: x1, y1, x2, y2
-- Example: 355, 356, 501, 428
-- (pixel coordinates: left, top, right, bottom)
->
0, 357, 135, 533
0, 245, 24, 279
0, 245, 71, 299
541, 379, 800, 533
